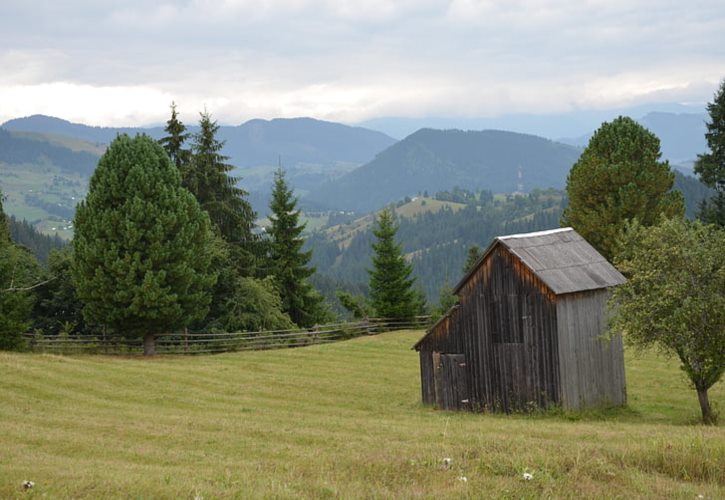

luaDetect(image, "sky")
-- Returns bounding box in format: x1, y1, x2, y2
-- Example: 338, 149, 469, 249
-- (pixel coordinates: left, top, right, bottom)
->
1, 0, 724, 129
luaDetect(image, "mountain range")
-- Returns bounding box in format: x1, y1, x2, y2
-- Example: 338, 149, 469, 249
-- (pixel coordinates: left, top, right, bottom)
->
1, 110, 712, 232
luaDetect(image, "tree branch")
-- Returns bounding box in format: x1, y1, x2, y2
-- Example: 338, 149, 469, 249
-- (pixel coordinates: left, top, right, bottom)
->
1, 275, 57, 293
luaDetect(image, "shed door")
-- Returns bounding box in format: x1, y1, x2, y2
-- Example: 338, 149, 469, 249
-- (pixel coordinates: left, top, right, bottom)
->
433, 352, 470, 411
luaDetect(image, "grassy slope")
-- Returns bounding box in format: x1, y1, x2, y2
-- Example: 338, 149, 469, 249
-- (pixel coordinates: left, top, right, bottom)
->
324, 197, 466, 249
0, 331, 723, 499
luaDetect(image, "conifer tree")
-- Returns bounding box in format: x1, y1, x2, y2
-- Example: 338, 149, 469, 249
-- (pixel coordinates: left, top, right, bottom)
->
72, 134, 216, 355
368, 208, 419, 320
159, 101, 191, 172
187, 111, 257, 274
267, 168, 326, 327
695, 78, 725, 226
463, 244, 482, 274
561, 116, 684, 261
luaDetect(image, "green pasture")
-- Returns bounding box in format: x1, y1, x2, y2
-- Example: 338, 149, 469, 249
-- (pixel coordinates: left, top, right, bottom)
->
0, 330, 723, 498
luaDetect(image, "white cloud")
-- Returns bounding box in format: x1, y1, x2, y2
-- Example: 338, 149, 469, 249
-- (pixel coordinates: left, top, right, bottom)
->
0, 0, 723, 126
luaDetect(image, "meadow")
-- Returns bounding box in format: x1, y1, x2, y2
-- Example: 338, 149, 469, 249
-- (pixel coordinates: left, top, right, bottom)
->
0, 330, 723, 498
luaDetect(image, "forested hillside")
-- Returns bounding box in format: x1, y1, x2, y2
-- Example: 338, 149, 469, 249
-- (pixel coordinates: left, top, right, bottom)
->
307, 188, 565, 306
306, 128, 582, 212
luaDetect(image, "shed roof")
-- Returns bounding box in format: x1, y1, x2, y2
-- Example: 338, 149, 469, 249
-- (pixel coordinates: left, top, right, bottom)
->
454, 227, 625, 295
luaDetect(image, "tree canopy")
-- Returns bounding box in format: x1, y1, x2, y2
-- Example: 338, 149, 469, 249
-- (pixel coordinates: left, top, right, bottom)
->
561, 116, 684, 261
368, 208, 420, 320
694, 78, 725, 226
610, 218, 725, 423
0, 191, 43, 350
72, 134, 216, 354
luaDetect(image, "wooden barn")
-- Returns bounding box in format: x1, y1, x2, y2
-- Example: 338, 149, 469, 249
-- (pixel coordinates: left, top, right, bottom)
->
414, 227, 627, 412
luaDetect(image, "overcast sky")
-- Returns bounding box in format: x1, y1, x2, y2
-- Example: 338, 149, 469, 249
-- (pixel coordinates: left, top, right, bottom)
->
1, 0, 724, 127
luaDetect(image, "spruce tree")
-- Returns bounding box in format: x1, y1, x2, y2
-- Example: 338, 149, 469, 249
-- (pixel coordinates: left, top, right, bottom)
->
561, 116, 684, 261
368, 208, 418, 320
186, 111, 257, 275
72, 134, 216, 355
694, 78, 725, 226
159, 101, 191, 172
267, 168, 326, 327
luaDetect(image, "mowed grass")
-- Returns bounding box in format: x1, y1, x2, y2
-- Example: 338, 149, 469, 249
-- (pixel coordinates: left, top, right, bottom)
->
0, 331, 723, 499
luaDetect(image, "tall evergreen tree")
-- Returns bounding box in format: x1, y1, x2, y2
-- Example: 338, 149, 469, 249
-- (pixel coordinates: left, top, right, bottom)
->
159, 101, 191, 172
187, 111, 257, 274
694, 78, 725, 227
267, 168, 326, 327
561, 116, 684, 261
72, 134, 216, 355
368, 208, 419, 320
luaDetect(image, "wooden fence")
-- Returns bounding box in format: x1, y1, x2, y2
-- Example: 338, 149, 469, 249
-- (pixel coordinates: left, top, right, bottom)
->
22, 317, 430, 355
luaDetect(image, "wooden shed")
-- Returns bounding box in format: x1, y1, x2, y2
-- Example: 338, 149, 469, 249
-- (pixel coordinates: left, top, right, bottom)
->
414, 227, 627, 412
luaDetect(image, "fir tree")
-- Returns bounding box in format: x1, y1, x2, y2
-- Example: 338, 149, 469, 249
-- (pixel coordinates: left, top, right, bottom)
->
72, 134, 216, 355
159, 101, 191, 172
695, 78, 725, 226
561, 116, 684, 261
267, 168, 327, 327
187, 110, 257, 274
368, 208, 419, 320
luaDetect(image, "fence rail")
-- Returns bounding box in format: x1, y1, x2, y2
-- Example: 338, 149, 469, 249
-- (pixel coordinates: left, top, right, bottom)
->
22, 316, 430, 356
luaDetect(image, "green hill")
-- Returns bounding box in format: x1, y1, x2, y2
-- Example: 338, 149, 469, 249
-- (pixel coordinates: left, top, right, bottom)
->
0, 128, 100, 238
306, 128, 583, 212
0, 331, 722, 498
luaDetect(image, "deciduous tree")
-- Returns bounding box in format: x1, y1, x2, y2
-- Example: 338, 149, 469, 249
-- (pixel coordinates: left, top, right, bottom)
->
561, 116, 684, 261
72, 134, 216, 355
610, 218, 725, 424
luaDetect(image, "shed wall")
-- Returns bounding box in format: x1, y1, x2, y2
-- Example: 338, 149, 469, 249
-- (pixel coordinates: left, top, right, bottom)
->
556, 290, 627, 410
418, 245, 561, 412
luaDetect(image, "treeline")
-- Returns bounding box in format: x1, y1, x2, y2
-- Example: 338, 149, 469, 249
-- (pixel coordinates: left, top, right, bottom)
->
0, 104, 334, 354
8, 216, 66, 265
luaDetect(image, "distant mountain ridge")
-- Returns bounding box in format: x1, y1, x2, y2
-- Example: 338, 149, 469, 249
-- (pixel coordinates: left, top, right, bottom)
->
559, 112, 707, 163
305, 128, 582, 212
2, 114, 396, 171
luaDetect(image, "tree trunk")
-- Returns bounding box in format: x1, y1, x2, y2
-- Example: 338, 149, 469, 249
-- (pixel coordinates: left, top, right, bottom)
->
143, 333, 156, 356
697, 387, 714, 424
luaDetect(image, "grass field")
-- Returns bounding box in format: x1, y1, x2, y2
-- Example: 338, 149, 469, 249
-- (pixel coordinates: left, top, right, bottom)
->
0, 330, 723, 498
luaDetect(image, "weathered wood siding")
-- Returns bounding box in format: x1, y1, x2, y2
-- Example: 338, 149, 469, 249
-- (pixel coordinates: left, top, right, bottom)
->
556, 290, 627, 409
419, 351, 435, 405
418, 244, 561, 412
